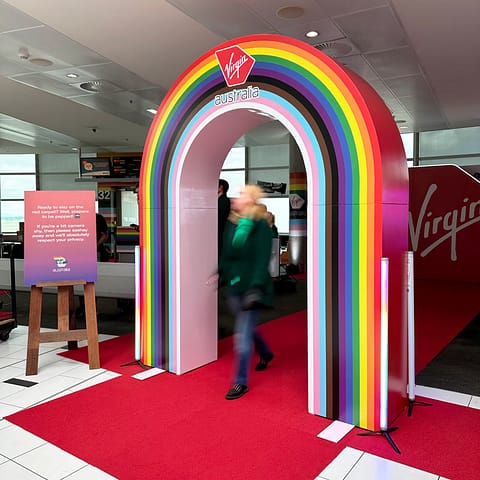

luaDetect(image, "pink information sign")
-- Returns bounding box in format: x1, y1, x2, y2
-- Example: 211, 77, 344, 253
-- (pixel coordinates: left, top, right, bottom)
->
24, 190, 97, 285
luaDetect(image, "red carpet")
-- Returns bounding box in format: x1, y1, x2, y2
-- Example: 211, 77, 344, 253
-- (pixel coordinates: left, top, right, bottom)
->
58, 332, 141, 375
9, 313, 342, 479
6, 282, 480, 479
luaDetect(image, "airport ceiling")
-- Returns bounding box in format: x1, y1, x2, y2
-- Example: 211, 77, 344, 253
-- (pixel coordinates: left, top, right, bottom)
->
0, 0, 479, 155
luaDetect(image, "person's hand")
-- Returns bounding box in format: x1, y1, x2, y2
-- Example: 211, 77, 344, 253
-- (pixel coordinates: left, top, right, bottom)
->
205, 273, 219, 287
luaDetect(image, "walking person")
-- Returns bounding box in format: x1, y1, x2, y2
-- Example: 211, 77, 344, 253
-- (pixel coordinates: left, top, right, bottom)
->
219, 185, 274, 400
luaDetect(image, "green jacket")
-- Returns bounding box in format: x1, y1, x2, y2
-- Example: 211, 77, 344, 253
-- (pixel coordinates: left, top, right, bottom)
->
219, 216, 274, 307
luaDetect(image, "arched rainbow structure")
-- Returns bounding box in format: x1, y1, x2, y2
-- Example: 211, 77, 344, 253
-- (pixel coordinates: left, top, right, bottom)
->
139, 35, 408, 431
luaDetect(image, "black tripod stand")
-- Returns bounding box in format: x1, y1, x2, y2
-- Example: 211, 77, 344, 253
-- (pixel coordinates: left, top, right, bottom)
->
358, 426, 401, 454
407, 398, 432, 416
120, 359, 149, 370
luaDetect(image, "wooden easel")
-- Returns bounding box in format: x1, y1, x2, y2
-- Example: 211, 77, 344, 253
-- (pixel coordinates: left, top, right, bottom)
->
26, 280, 100, 376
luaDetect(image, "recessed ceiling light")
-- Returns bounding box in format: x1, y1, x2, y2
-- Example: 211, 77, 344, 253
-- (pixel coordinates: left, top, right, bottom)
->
29, 57, 53, 67
147, 108, 157, 115
66, 73, 78, 79
305, 30, 319, 38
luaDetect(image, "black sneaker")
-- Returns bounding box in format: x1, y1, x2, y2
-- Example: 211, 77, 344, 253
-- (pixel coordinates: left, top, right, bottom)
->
255, 353, 274, 371
225, 384, 249, 400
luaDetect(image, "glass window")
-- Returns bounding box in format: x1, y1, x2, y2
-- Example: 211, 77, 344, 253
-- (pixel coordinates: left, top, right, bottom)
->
1, 201, 24, 232
223, 147, 245, 169
249, 144, 289, 167
419, 156, 480, 167
219, 170, 245, 198
419, 126, 480, 157
0, 154, 37, 233
1, 175, 36, 199
401, 133, 414, 159
261, 197, 290, 235
120, 190, 139, 226
0, 154, 35, 173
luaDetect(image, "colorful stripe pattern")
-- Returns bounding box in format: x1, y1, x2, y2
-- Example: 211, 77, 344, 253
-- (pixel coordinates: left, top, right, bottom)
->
139, 35, 405, 431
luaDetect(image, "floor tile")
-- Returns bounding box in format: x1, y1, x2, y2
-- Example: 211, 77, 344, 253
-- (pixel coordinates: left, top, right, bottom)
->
68, 371, 120, 392
0, 423, 46, 458
0, 453, 7, 465
2, 349, 29, 360
0, 375, 81, 408
0, 460, 45, 479
60, 364, 107, 380
14, 358, 87, 383
469, 395, 480, 409
0, 342, 25, 356
345, 451, 439, 480
15, 442, 87, 480
0, 365, 25, 382
415, 384, 471, 407
0, 381, 25, 400
1, 332, 28, 347
0, 419, 11, 430
0, 402, 21, 419
64, 464, 119, 479
317, 420, 355, 443
0, 356, 23, 368
318, 446, 363, 479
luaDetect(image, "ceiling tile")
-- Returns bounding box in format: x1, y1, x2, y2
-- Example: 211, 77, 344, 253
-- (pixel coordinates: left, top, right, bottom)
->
334, 5, 407, 53
133, 87, 167, 105
338, 54, 379, 81
316, 0, 387, 17
276, 17, 344, 44
168, 0, 273, 38
0, 56, 34, 76
385, 74, 433, 99
242, 0, 342, 40
4, 25, 108, 69
69, 93, 152, 127
10, 72, 82, 96
74, 63, 155, 91
365, 47, 420, 78
0, 1, 41, 33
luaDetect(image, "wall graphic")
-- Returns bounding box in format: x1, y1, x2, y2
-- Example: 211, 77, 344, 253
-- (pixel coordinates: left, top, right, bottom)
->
409, 165, 480, 282
138, 35, 408, 431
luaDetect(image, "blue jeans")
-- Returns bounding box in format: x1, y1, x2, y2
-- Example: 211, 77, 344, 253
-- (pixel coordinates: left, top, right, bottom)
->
227, 293, 273, 386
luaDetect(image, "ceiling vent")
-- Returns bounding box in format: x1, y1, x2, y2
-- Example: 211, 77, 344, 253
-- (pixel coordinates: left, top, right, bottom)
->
314, 41, 353, 58
78, 80, 121, 93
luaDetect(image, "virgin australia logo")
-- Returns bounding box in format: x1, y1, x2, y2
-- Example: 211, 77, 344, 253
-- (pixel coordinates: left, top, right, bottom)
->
409, 183, 480, 261
215, 45, 255, 87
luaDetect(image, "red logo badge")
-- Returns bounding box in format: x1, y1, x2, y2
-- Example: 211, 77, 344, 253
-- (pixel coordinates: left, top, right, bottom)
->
215, 45, 255, 87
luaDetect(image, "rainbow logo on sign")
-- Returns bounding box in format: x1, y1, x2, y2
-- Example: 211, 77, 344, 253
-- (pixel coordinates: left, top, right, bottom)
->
138, 34, 408, 431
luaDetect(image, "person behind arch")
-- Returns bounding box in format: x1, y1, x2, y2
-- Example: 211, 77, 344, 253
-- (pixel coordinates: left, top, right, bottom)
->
218, 179, 231, 256
96, 213, 109, 262
266, 211, 279, 238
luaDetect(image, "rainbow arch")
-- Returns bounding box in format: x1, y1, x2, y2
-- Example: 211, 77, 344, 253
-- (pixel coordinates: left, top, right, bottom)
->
139, 34, 408, 431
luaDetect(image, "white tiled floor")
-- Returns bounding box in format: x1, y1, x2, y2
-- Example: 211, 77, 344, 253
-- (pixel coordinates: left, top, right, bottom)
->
0, 325, 118, 479
0, 324, 478, 479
